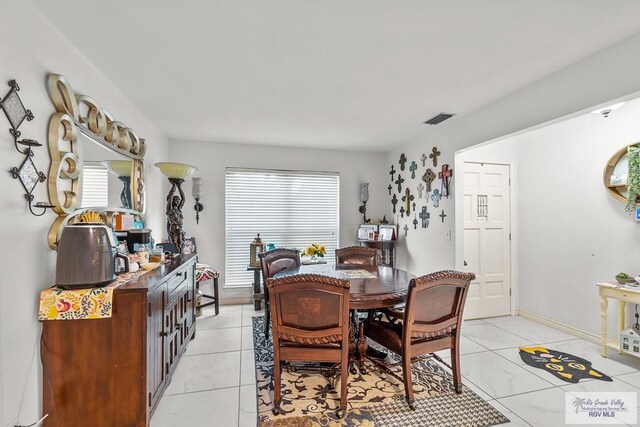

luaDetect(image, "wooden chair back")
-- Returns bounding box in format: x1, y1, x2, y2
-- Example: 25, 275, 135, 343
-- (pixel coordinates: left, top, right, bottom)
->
335, 246, 378, 266
259, 248, 301, 283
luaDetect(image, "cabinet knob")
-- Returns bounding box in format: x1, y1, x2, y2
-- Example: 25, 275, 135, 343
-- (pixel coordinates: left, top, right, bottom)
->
162, 331, 169, 337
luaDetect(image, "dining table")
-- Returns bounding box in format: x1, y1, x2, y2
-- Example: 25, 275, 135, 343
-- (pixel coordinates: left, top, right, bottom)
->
273, 263, 416, 372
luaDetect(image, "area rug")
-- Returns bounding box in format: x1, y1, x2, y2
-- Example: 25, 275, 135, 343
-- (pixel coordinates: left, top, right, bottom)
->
252, 316, 509, 427
519, 346, 613, 383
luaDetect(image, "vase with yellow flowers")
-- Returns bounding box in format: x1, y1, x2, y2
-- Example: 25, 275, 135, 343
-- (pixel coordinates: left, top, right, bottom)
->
302, 243, 326, 261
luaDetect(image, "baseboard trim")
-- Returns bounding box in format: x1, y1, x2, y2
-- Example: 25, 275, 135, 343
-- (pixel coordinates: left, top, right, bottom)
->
517, 308, 600, 344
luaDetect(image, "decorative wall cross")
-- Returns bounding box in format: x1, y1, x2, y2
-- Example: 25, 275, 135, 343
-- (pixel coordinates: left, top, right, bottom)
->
403, 224, 409, 237
417, 182, 424, 198
389, 165, 396, 182
439, 210, 447, 223
395, 174, 405, 192
438, 164, 453, 197
399, 206, 405, 218
409, 161, 417, 179
399, 153, 407, 170
402, 188, 414, 215
431, 189, 441, 208
429, 146, 441, 167
387, 184, 392, 195
420, 152, 427, 167
422, 168, 436, 192
419, 206, 430, 228
412, 201, 416, 212
413, 215, 418, 230
391, 193, 398, 213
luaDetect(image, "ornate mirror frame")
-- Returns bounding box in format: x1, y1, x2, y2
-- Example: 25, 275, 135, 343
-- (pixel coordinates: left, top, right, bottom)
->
46, 73, 146, 249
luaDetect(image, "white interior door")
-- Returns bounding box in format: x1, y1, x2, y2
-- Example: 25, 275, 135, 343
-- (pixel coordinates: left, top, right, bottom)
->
463, 162, 511, 319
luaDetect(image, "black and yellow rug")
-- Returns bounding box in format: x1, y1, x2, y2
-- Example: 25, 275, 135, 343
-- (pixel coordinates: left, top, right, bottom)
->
519, 346, 612, 384
252, 317, 509, 427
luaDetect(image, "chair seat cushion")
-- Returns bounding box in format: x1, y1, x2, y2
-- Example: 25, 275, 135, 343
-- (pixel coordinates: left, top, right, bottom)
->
196, 264, 220, 281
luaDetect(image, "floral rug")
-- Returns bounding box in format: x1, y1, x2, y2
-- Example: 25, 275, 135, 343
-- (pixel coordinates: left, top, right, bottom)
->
252, 316, 509, 427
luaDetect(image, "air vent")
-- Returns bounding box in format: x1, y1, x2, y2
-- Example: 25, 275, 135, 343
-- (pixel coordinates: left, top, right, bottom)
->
424, 113, 455, 125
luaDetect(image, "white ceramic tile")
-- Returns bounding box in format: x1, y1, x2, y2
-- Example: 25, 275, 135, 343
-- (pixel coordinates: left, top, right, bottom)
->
239, 384, 258, 427
197, 307, 242, 330
497, 388, 571, 427
460, 352, 554, 399
461, 377, 494, 402
434, 336, 490, 359
242, 326, 255, 350
545, 339, 640, 377
616, 371, 640, 387
493, 346, 580, 386
165, 351, 241, 395
483, 315, 519, 324
242, 306, 264, 327
561, 377, 640, 406
491, 316, 578, 344
241, 349, 257, 386
186, 327, 242, 356
488, 400, 533, 427
150, 388, 239, 427
462, 323, 533, 350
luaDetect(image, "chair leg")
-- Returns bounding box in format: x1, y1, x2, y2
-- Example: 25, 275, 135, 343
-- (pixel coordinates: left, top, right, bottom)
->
338, 349, 349, 418
451, 344, 462, 393
402, 351, 415, 410
264, 303, 271, 341
272, 358, 282, 415
213, 277, 220, 315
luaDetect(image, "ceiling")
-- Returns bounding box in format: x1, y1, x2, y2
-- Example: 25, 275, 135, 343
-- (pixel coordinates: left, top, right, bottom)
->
32, 0, 640, 152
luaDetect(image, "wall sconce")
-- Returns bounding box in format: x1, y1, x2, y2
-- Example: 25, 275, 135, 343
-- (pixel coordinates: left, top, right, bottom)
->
358, 182, 369, 224
192, 177, 204, 224
155, 162, 198, 253
2, 79, 54, 216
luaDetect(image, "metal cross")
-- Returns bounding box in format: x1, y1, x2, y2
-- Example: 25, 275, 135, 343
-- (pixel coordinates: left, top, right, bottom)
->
419, 206, 430, 228
402, 188, 414, 215
389, 165, 396, 182
431, 189, 441, 208
422, 168, 436, 192
387, 184, 392, 195
391, 193, 398, 213
399, 153, 407, 171
429, 146, 441, 167
413, 215, 418, 230
417, 182, 424, 198
440, 210, 447, 223
438, 164, 453, 197
395, 174, 405, 193
409, 161, 418, 179
420, 152, 427, 167
403, 224, 409, 237
412, 201, 416, 212
399, 206, 405, 218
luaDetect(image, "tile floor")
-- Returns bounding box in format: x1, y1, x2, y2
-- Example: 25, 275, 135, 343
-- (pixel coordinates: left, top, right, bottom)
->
150, 305, 640, 427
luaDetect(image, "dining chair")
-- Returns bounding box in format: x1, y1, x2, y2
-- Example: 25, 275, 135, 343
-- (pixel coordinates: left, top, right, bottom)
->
335, 246, 378, 266
363, 270, 475, 410
258, 248, 301, 340
267, 273, 351, 417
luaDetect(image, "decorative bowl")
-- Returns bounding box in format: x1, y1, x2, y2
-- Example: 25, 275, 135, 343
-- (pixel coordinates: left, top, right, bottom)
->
616, 276, 636, 284
141, 262, 161, 270
102, 160, 133, 177
154, 162, 198, 179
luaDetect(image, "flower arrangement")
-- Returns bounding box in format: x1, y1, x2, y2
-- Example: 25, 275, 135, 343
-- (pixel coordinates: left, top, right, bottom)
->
626, 146, 640, 212
302, 243, 326, 258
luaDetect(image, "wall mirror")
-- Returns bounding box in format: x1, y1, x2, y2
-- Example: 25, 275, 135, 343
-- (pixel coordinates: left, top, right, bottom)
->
46, 73, 146, 249
604, 144, 633, 204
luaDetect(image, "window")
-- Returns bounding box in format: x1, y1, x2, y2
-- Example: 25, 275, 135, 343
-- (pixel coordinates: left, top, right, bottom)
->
225, 169, 340, 287
81, 163, 109, 207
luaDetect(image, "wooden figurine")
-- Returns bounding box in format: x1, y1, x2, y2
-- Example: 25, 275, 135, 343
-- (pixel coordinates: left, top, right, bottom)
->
391, 193, 398, 213
419, 206, 430, 228
399, 153, 407, 170
431, 189, 441, 208
422, 168, 436, 192
409, 161, 417, 179
429, 146, 441, 167
440, 210, 447, 223
389, 165, 396, 182
417, 183, 424, 199
402, 188, 414, 215
403, 224, 409, 237
395, 174, 405, 193
420, 152, 427, 167
438, 164, 453, 197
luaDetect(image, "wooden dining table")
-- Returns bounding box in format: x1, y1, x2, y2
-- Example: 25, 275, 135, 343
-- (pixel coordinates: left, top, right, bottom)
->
273, 263, 416, 372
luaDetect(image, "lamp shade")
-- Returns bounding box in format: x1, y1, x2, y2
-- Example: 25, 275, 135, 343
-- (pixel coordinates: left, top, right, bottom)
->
360, 182, 369, 203
155, 162, 198, 179
102, 160, 132, 177
192, 177, 202, 199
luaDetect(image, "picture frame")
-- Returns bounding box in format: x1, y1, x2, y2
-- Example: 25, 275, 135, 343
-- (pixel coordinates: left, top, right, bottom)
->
358, 224, 378, 240
379, 225, 397, 241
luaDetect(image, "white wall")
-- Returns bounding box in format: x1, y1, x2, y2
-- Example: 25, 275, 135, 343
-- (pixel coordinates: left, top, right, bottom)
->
0, 1, 170, 425
167, 140, 386, 300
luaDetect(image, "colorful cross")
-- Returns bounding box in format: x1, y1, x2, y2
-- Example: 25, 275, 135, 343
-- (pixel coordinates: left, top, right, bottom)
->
413, 215, 418, 230
387, 184, 392, 195
399, 153, 407, 170
420, 152, 427, 167
395, 174, 405, 193
440, 210, 447, 223
402, 188, 414, 215
391, 193, 398, 213
419, 206, 430, 228
409, 161, 418, 179
431, 189, 441, 208
389, 165, 396, 182
403, 224, 409, 237
422, 168, 436, 192
417, 183, 424, 198
438, 164, 453, 197
429, 146, 441, 167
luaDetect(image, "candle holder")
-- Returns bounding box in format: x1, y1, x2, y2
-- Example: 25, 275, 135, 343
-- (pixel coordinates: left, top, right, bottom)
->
192, 177, 204, 224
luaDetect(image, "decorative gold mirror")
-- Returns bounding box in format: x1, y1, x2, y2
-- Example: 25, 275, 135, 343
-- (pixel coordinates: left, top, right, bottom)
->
46, 73, 146, 249
603, 143, 640, 206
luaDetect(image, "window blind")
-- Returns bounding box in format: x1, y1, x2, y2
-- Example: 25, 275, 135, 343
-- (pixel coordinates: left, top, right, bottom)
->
225, 169, 340, 288
81, 163, 109, 207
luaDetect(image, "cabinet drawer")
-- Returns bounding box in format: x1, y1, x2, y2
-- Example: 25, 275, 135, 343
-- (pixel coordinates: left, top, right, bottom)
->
167, 269, 188, 300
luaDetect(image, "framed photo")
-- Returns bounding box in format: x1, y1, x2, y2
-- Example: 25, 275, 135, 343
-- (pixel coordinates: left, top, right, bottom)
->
358, 224, 378, 240
379, 225, 396, 241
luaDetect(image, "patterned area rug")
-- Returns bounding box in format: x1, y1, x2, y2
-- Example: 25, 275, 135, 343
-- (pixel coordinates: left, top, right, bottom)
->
252, 316, 509, 427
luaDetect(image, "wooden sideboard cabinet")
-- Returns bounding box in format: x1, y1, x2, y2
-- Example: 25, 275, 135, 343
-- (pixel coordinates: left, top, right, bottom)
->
42, 255, 197, 427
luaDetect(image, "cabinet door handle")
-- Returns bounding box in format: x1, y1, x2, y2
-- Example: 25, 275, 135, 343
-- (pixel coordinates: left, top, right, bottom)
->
176, 272, 183, 277
162, 331, 169, 337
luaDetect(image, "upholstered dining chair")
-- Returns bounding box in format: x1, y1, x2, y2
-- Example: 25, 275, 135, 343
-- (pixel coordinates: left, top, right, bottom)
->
258, 248, 301, 340
335, 246, 378, 266
267, 274, 351, 417
363, 270, 475, 410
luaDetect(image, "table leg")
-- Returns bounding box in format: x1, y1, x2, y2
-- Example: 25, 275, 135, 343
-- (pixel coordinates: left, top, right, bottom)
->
253, 270, 262, 310
600, 294, 608, 357
618, 300, 626, 354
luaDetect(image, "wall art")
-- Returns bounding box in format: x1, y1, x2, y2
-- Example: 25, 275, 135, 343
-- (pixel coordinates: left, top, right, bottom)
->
431, 189, 441, 208
417, 183, 424, 198
389, 165, 395, 182
399, 153, 407, 170
413, 215, 418, 229
440, 210, 447, 223
409, 161, 417, 179
395, 174, 404, 192
429, 146, 441, 167
419, 206, 430, 228
422, 168, 436, 192
402, 188, 414, 215
391, 193, 398, 213
439, 164, 453, 197
420, 152, 427, 167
